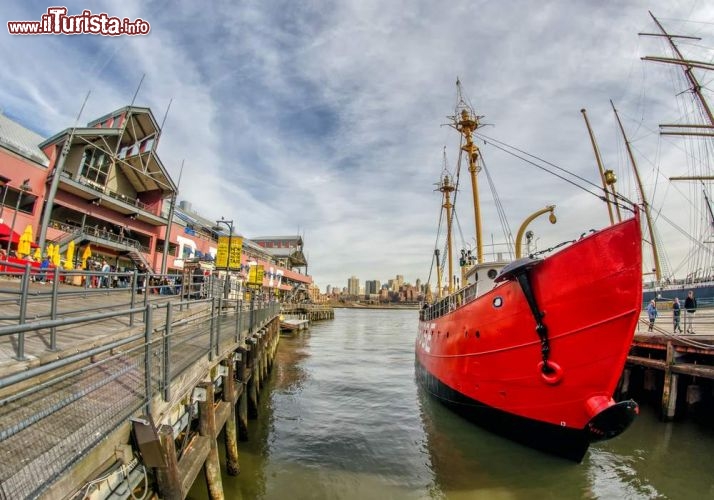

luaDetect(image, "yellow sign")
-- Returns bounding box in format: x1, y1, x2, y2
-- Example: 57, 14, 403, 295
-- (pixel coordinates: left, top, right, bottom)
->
248, 264, 264, 286
215, 236, 242, 269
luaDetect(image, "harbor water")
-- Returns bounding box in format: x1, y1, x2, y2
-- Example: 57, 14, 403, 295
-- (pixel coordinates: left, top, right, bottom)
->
188, 309, 714, 499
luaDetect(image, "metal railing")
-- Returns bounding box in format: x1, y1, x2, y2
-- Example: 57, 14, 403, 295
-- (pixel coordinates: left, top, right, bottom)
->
0, 264, 279, 499
420, 281, 480, 322
49, 219, 149, 254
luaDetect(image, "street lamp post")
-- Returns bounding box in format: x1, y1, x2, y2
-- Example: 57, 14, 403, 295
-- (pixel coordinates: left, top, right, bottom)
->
214, 217, 234, 300
7, 179, 32, 255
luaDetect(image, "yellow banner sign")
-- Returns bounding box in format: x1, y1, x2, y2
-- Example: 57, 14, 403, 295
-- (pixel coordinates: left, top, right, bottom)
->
215, 236, 242, 269
248, 264, 264, 286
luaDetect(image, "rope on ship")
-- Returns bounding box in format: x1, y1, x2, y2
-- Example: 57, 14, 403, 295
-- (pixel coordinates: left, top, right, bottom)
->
474, 132, 638, 216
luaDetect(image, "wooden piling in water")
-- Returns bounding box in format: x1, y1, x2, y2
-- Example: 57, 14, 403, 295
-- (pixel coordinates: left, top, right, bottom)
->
661, 342, 677, 421
198, 381, 225, 500
236, 347, 249, 440
156, 425, 182, 500
238, 382, 249, 440
620, 368, 631, 398
223, 361, 240, 476
247, 341, 259, 418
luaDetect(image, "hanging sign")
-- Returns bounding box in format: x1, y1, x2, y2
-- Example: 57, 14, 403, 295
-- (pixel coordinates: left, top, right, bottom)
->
216, 236, 242, 269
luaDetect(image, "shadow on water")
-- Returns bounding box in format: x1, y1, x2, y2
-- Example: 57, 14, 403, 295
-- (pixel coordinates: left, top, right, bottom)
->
187, 309, 714, 499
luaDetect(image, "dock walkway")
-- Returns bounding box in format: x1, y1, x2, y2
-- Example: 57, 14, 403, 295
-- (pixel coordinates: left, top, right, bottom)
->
0, 270, 280, 499
627, 308, 714, 421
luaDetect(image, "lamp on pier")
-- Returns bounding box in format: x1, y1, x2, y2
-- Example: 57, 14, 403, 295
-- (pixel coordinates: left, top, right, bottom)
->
212, 217, 235, 300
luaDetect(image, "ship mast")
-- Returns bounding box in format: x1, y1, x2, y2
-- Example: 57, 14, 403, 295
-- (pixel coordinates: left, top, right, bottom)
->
641, 11, 714, 133
454, 80, 485, 263
437, 173, 456, 294
581, 109, 620, 224
636, 13, 714, 281
611, 100, 662, 281
434, 249, 442, 300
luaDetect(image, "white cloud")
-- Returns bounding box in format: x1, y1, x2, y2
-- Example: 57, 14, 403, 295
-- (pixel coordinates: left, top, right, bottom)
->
1, 0, 712, 291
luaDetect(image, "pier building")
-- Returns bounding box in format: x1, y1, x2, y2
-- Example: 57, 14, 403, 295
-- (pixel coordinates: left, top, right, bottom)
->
0, 108, 313, 299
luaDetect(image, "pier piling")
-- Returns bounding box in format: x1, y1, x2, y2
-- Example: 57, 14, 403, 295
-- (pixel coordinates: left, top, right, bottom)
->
199, 382, 225, 500
223, 361, 240, 476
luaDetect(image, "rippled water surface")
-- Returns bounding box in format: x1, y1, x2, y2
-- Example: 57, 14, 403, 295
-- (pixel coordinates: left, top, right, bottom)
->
188, 309, 714, 499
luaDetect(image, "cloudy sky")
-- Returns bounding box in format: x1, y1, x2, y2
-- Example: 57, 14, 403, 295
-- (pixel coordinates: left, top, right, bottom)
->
2, 1, 713, 291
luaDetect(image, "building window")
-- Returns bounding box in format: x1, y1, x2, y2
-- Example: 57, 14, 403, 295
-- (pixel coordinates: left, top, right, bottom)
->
0, 187, 37, 215
80, 148, 111, 187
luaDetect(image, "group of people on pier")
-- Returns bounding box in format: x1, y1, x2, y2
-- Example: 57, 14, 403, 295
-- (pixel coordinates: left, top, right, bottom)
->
647, 290, 698, 334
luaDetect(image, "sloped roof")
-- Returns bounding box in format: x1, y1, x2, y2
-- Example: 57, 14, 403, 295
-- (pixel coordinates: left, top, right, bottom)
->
0, 111, 49, 166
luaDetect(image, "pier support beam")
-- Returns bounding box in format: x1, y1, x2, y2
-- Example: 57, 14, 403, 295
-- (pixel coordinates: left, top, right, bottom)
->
247, 343, 259, 418
661, 372, 679, 421
644, 369, 657, 392
661, 342, 678, 421
238, 382, 249, 441
198, 382, 225, 500
156, 425, 182, 500
619, 368, 631, 399
223, 362, 240, 476
686, 384, 702, 414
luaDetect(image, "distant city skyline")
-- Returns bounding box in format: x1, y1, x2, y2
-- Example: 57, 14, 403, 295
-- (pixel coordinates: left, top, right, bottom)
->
320, 273, 424, 295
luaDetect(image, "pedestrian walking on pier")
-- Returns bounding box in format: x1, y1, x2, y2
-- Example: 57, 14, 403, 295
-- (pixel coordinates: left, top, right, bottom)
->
101, 259, 111, 288
672, 297, 682, 333
646, 299, 658, 332
684, 290, 697, 333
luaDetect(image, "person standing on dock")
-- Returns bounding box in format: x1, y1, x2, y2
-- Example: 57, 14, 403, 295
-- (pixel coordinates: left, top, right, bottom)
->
646, 300, 658, 332
672, 297, 682, 333
101, 259, 111, 288
684, 290, 697, 334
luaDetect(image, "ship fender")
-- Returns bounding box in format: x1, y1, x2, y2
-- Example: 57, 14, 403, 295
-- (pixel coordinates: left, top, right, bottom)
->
584, 396, 639, 442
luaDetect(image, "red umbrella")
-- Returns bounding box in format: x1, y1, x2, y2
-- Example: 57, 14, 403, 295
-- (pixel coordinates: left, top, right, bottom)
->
0, 223, 38, 246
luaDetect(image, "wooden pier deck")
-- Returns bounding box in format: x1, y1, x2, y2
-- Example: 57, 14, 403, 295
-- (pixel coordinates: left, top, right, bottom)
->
0, 275, 283, 499
625, 309, 714, 421
0, 277, 191, 377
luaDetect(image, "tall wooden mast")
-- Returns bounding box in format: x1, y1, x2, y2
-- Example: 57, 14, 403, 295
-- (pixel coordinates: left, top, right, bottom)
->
636, 13, 714, 281
611, 100, 662, 281
454, 80, 484, 263
437, 173, 456, 294
581, 108, 620, 224
641, 11, 714, 132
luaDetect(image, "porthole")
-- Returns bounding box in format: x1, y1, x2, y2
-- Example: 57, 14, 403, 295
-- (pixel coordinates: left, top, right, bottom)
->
493, 296, 503, 308
487, 269, 498, 279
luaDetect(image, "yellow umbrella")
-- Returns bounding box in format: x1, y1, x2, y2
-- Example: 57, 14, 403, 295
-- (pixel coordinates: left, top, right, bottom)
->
45, 243, 53, 263
65, 240, 75, 270
33, 246, 41, 261
51, 243, 60, 266
17, 234, 28, 258
81, 245, 92, 269
19, 226, 33, 257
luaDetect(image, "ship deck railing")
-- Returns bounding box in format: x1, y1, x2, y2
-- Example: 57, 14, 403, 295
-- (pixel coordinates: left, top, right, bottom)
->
420, 281, 480, 322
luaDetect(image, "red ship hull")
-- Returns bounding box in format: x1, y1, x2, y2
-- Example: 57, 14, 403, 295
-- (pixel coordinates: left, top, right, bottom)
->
416, 215, 642, 461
